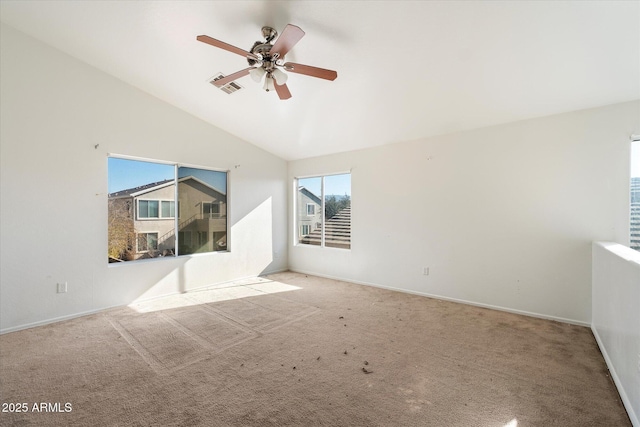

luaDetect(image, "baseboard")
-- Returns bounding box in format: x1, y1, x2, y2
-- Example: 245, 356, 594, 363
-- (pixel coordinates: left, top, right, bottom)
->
288, 268, 590, 327
591, 325, 639, 427
0, 305, 122, 335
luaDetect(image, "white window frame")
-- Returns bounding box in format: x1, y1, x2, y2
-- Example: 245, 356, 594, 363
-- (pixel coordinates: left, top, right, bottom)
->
108, 154, 230, 263
295, 172, 351, 250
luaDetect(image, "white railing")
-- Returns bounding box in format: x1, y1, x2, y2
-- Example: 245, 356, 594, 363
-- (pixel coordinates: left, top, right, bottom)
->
591, 242, 640, 426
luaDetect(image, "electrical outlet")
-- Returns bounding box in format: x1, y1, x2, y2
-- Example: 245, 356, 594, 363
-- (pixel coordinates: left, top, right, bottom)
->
57, 282, 67, 293
423, 267, 429, 276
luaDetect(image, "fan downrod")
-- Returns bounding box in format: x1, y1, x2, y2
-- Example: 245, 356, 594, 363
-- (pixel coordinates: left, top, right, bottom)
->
261, 26, 277, 43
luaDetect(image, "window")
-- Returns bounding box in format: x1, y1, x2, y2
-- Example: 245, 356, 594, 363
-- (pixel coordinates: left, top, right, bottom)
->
296, 173, 351, 249
306, 204, 315, 215
137, 232, 158, 253
203, 202, 221, 218
161, 200, 175, 218
138, 200, 157, 218
178, 167, 227, 255
631, 140, 640, 251
137, 200, 175, 219
179, 231, 192, 247
108, 157, 228, 262
199, 231, 208, 245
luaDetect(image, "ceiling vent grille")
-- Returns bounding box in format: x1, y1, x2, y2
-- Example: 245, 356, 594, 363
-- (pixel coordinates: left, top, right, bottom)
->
209, 73, 243, 94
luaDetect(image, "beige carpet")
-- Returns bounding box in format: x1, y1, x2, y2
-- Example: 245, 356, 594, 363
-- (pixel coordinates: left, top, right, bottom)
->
0, 272, 630, 426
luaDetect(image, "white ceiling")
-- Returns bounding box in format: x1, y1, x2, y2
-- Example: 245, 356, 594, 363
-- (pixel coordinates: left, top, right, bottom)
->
1, 1, 638, 160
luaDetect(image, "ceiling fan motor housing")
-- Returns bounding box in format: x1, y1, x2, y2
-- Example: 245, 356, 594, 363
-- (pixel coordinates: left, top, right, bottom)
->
248, 42, 275, 68
248, 27, 281, 72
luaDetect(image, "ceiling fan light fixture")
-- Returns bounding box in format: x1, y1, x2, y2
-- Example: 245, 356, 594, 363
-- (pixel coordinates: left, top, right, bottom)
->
263, 74, 276, 92
271, 68, 288, 85
249, 67, 266, 83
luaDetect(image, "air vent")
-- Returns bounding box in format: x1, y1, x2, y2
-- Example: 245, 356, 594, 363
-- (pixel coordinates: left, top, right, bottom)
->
209, 73, 244, 94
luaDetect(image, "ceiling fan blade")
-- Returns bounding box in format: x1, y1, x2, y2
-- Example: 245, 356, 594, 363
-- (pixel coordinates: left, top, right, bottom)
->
274, 82, 292, 100
197, 35, 259, 61
212, 67, 255, 87
283, 62, 338, 81
270, 24, 305, 59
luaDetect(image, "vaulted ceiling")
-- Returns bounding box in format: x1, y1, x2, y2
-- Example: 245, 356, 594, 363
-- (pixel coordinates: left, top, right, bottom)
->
1, 1, 638, 160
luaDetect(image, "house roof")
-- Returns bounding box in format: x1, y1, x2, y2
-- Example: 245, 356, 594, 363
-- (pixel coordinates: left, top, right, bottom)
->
299, 186, 321, 205
178, 175, 226, 197
109, 176, 225, 198
109, 179, 174, 198
1, 1, 637, 161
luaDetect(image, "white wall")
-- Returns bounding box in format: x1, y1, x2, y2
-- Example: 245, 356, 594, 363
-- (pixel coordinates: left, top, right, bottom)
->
289, 100, 640, 324
0, 24, 288, 333
2, 20, 638, 334
592, 242, 640, 426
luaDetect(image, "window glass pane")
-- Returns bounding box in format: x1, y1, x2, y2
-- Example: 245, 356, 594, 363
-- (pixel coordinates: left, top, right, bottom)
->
138, 200, 149, 218
137, 234, 148, 252
324, 174, 351, 249
202, 202, 220, 217
178, 167, 227, 254
631, 141, 640, 251
161, 201, 174, 218
179, 231, 191, 247
108, 158, 174, 262
297, 177, 322, 246
148, 233, 158, 251
199, 231, 208, 246
148, 200, 159, 218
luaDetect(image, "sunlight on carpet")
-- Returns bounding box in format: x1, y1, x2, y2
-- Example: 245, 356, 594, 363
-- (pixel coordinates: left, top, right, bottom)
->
129, 278, 301, 313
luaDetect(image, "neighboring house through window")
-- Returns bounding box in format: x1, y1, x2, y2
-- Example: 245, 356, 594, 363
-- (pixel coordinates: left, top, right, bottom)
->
296, 173, 351, 249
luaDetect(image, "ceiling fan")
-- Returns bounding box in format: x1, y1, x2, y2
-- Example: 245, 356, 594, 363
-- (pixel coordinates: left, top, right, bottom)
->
197, 24, 337, 100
